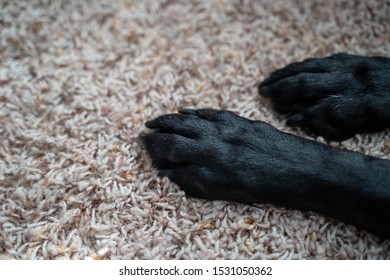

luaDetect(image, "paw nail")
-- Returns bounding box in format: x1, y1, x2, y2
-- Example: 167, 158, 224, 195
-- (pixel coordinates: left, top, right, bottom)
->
179, 108, 194, 114
286, 114, 304, 126
258, 86, 270, 97
145, 120, 155, 128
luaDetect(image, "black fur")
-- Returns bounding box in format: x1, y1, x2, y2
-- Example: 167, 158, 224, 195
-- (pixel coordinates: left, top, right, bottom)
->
259, 53, 390, 140
142, 54, 390, 238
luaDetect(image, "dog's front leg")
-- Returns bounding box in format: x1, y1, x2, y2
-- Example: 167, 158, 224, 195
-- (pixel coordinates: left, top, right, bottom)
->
142, 109, 390, 238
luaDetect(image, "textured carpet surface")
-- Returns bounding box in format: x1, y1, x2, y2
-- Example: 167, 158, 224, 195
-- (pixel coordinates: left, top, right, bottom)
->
1, 0, 390, 259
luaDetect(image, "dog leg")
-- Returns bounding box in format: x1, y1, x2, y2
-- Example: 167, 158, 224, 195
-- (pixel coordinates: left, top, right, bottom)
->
142, 109, 390, 238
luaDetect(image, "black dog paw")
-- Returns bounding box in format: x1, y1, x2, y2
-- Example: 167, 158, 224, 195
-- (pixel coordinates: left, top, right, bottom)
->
141, 109, 307, 203
142, 109, 252, 200
259, 53, 390, 140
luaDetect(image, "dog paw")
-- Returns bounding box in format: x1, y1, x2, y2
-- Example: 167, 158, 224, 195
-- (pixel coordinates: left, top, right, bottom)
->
142, 109, 250, 200
141, 109, 304, 202
258, 53, 390, 140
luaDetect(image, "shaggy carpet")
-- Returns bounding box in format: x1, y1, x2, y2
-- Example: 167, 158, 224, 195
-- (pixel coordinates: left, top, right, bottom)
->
1, 0, 390, 259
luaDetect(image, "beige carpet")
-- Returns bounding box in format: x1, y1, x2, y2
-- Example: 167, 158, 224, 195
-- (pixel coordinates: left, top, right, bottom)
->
1, 0, 390, 260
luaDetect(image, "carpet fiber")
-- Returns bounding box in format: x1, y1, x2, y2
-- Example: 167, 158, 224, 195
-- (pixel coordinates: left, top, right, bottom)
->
1, 0, 390, 259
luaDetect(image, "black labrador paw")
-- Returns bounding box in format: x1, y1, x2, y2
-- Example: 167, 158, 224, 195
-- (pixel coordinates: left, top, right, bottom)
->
142, 109, 255, 201
258, 53, 390, 140
141, 109, 317, 203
